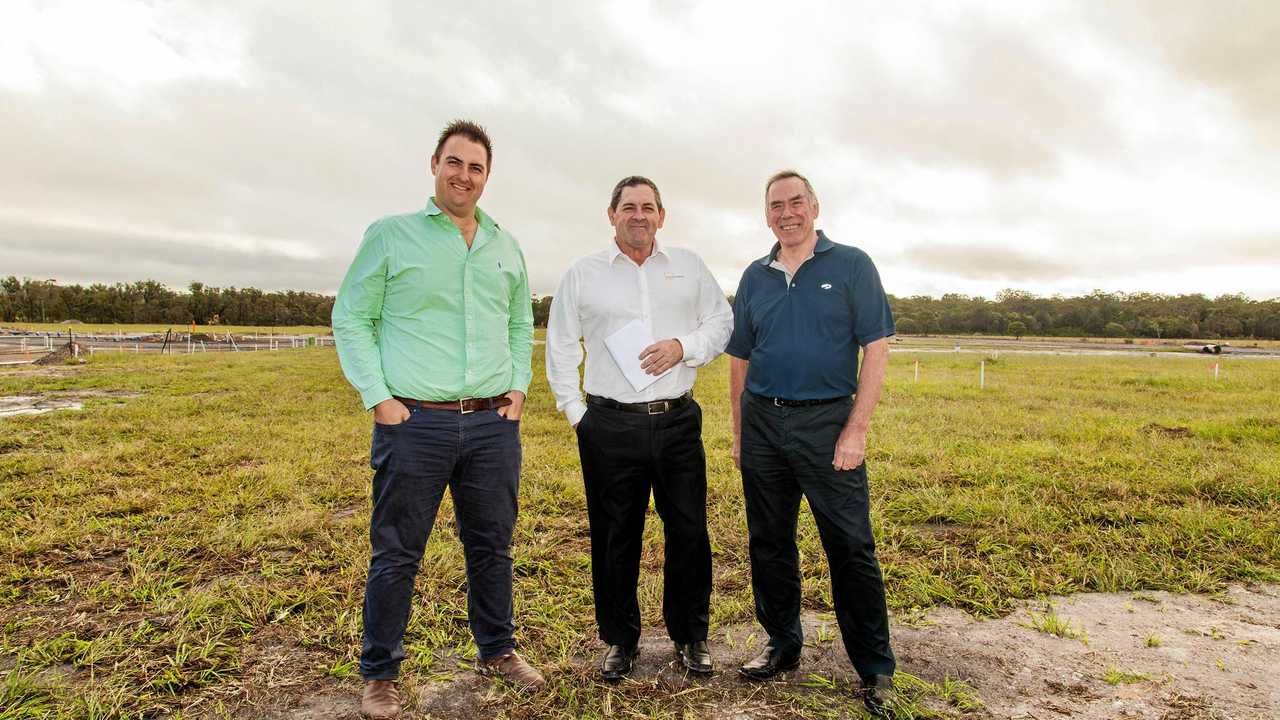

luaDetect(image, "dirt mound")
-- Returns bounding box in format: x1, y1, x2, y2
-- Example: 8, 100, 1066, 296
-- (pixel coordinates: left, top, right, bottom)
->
33, 342, 85, 365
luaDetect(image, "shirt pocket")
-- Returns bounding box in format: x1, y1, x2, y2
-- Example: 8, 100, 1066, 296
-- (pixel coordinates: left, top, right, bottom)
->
469, 250, 521, 315
803, 277, 854, 338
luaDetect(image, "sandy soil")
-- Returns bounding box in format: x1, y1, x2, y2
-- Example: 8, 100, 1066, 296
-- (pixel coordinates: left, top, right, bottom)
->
267, 584, 1278, 719
894, 583, 1279, 719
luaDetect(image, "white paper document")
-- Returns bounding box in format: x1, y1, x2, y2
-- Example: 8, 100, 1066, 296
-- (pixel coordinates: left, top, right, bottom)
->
604, 318, 673, 392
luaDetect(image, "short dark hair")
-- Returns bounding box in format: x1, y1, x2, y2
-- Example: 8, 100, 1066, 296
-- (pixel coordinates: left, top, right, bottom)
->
433, 119, 493, 169
610, 176, 663, 211
765, 169, 817, 202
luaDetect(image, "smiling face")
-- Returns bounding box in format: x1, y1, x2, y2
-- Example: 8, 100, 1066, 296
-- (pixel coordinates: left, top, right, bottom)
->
608, 183, 665, 254
430, 134, 489, 219
766, 176, 820, 249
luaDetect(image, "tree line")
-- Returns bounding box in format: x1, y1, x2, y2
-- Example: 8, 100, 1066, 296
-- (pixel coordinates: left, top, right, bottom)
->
891, 289, 1280, 340
0, 278, 334, 327
3, 278, 1277, 339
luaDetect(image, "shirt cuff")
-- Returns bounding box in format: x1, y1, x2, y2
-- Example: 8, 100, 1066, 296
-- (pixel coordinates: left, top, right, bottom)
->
360, 384, 393, 411
564, 398, 588, 427
509, 373, 532, 396
676, 334, 696, 367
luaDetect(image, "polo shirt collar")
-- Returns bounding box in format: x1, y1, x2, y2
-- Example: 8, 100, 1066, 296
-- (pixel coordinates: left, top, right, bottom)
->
757, 230, 834, 266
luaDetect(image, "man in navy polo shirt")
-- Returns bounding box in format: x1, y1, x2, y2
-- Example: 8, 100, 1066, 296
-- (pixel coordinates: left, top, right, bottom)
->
725, 170, 897, 716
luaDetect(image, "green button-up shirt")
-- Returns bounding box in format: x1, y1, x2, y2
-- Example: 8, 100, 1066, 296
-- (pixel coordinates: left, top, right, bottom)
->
332, 198, 534, 409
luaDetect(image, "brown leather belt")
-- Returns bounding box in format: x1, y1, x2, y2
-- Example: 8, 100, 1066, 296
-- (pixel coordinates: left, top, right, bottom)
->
394, 395, 511, 413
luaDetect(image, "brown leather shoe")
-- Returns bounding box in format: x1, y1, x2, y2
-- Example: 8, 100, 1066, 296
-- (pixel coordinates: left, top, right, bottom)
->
477, 651, 546, 689
360, 679, 401, 719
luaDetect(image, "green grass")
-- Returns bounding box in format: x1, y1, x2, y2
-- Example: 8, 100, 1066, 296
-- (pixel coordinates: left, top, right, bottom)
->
0, 348, 1277, 717
1024, 607, 1086, 642
1102, 667, 1151, 685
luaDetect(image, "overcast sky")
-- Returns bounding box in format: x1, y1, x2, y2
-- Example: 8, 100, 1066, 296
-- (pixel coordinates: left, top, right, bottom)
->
2, 0, 1278, 300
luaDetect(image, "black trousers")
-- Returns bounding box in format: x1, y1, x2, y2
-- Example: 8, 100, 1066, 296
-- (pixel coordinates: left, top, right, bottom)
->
739, 392, 896, 679
575, 399, 712, 647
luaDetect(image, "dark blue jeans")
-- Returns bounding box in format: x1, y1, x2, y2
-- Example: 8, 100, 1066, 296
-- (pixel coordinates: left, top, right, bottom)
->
359, 406, 522, 680
740, 392, 896, 680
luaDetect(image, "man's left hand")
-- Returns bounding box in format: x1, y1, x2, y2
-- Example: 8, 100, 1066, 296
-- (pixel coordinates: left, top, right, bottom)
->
497, 390, 525, 421
639, 339, 683, 375
833, 426, 867, 471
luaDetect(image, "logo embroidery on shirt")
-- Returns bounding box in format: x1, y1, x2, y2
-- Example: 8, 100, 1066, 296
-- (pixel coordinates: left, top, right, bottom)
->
664, 272, 684, 279
820, 283, 832, 290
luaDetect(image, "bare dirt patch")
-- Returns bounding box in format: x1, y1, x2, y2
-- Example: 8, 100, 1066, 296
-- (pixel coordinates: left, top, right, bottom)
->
264, 585, 1277, 719
897, 584, 1279, 719
0, 395, 84, 417
0, 390, 141, 417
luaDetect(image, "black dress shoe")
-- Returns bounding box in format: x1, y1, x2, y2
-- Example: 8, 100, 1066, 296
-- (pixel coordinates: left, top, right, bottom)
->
600, 644, 637, 681
673, 640, 713, 674
737, 643, 800, 681
860, 673, 896, 718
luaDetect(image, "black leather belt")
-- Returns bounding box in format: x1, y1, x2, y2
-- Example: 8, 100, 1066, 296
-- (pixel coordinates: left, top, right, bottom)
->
753, 393, 846, 408
587, 392, 692, 415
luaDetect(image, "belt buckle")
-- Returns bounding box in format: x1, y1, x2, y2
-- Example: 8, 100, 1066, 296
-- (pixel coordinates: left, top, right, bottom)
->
773, 397, 785, 407
647, 400, 668, 415
459, 397, 475, 414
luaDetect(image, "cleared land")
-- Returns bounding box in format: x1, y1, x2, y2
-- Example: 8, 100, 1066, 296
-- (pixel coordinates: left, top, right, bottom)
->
1, 345, 1278, 718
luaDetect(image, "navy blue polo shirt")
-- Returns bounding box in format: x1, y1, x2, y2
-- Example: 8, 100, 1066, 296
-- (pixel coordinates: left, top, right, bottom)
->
725, 231, 895, 400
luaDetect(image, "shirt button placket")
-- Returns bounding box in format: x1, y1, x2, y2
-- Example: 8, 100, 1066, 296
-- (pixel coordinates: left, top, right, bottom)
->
464, 255, 475, 392
638, 265, 656, 401
638, 267, 651, 329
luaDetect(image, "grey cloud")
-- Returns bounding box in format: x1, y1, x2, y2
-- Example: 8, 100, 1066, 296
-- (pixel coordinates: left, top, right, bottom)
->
901, 230, 1280, 284
2, 1, 1279, 300
902, 242, 1075, 282
1086, 0, 1280, 148
0, 216, 347, 291
818, 15, 1120, 179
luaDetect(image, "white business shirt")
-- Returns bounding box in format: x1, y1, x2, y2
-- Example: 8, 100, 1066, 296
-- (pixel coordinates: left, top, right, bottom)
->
546, 239, 734, 427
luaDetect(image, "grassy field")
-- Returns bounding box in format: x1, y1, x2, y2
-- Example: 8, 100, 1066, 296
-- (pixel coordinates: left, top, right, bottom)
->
1, 347, 1277, 718
3, 323, 332, 336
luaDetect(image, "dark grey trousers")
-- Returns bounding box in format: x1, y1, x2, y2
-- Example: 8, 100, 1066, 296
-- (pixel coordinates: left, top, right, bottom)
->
739, 391, 896, 679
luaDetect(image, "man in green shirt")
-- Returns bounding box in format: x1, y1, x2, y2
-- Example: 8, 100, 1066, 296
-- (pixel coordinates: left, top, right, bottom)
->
332, 120, 543, 719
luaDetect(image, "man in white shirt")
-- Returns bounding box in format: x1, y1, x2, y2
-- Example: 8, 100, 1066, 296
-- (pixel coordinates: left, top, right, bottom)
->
546, 176, 733, 681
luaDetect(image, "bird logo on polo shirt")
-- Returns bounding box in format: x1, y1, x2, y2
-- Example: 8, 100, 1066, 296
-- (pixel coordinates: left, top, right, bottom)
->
821, 283, 832, 290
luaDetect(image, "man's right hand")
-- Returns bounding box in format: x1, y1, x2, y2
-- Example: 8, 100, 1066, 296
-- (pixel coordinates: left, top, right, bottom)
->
732, 433, 741, 469
373, 398, 410, 425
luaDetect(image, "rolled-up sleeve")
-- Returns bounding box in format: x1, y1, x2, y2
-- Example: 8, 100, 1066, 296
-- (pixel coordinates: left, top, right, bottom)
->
676, 255, 733, 367
332, 221, 392, 409
545, 266, 587, 426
